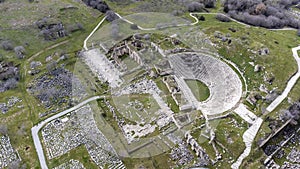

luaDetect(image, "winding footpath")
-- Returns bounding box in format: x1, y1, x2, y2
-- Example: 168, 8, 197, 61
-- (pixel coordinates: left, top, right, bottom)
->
83, 12, 296, 51
83, 16, 107, 51
31, 96, 103, 169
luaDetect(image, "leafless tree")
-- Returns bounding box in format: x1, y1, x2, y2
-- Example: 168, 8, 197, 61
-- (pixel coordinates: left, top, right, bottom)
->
187, 2, 204, 12
216, 14, 231, 22
4, 78, 18, 90
1, 41, 13, 51
0, 124, 8, 135
46, 61, 57, 72
111, 22, 120, 40
106, 10, 119, 22
14, 46, 26, 59
202, 0, 216, 8
223, 0, 300, 29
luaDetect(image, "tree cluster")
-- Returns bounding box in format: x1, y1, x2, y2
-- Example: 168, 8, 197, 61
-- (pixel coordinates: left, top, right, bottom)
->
281, 102, 300, 124
201, 0, 216, 8
187, 0, 216, 12
81, 0, 110, 13
105, 10, 119, 22
187, 2, 204, 12
0, 62, 19, 93
28, 66, 85, 109
216, 13, 231, 22
223, 0, 300, 29
36, 18, 67, 41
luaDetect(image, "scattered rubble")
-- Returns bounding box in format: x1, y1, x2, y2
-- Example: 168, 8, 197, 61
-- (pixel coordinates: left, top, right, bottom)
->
0, 96, 22, 114
0, 135, 21, 168
0, 62, 19, 93
27, 67, 86, 109
41, 105, 124, 168
53, 159, 85, 169
281, 162, 300, 169
287, 148, 300, 163
170, 141, 194, 166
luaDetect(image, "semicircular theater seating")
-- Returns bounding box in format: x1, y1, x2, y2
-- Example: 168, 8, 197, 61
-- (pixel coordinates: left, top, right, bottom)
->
168, 52, 243, 116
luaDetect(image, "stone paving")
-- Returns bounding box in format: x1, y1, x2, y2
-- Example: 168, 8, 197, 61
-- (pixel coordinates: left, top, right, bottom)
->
234, 104, 257, 124
82, 48, 123, 88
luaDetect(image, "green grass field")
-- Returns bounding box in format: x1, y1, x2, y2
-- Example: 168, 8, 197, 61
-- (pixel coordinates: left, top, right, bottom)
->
122, 152, 174, 169
47, 145, 98, 169
185, 79, 210, 102
196, 14, 300, 94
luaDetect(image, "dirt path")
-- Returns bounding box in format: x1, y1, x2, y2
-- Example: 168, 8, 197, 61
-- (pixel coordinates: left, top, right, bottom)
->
266, 46, 300, 113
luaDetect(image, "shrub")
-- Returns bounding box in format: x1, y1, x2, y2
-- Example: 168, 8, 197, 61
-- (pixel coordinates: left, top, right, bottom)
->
130, 24, 139, 30
199, 15, 206, 21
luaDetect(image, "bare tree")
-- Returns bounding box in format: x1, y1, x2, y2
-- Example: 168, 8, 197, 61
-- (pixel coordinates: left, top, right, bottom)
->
111, 22, 120, 40
82, 0, 110, 13
4, 78, 18, 90
0, 124, 8, 135
14, 46, 26, 59
130, 24, 139, 30
1, 41, 13, 51
172, 10, 183, 16
255, 3, 267, 15
187, 2, 204, 12
106, 10, 119, 22
202, 0, 216, 8
46, 61, 57, 72
223, 0, 300, 29
216, 14, 231, 22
